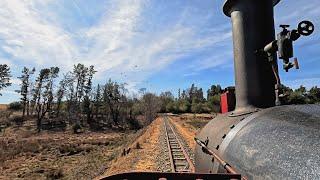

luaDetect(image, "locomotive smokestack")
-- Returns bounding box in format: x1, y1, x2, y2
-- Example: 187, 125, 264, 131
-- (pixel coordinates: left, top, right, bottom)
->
223, 0, 280, 115
196, 1, 320, 179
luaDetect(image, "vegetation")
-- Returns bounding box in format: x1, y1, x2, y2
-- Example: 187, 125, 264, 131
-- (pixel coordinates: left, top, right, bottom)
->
280, 84, 320, 105
0, 63, 161, 133
8, 102, 23, 111
161, 84, 222, 114
16, 67, 35, 117
0, 63, 320, 179
0, 63, 320, 133
0, 64, 11, 96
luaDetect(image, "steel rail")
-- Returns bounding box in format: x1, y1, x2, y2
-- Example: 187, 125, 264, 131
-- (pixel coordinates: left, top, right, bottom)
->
164, 116, 176, 172
163, 116, 195, 173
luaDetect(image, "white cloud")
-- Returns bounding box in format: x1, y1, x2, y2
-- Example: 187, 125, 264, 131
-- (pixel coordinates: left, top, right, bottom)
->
0, 0, 233, 93
1, 90, 18, 95
10, 78, 20, 85
0, 0, 77, 67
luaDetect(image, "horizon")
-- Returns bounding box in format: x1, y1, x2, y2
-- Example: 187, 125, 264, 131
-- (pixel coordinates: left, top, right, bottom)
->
0, 0, 320, 104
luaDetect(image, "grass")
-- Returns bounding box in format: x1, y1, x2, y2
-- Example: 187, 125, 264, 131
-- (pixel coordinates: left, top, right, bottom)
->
0, 104, 8, 110
0, 118, 138, 180
185, 120, 210, 130
100, 118, 162, 177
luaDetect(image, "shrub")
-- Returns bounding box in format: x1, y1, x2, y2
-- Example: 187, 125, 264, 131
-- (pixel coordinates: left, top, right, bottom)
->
10, 115, 24, 126
135, 142, 141, 149
72, 123, 82, 134
8, 102, 23, 111
46, 169, 63, 179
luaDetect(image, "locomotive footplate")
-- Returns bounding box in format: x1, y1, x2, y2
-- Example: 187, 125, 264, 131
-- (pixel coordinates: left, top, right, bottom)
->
101, 172, 242, 180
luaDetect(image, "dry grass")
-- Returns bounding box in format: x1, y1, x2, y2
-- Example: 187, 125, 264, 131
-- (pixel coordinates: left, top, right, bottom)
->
0, 104, 8, 110
99, 117, 162, 178
169, 116, 197, 149
168, 114, 214, 150
0, 122, 137, 180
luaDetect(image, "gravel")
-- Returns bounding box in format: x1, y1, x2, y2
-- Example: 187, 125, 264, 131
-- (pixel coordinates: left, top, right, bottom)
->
156, 118, 195, 172
169, 120, 195, 166
156, 121, 172, 172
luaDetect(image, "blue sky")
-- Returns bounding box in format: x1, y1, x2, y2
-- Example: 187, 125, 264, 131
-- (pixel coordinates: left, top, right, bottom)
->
0, 0, 319, 103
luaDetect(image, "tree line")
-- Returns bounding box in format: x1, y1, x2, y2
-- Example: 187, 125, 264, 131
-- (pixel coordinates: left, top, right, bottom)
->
1, 64, 161, 132
0, 63, 320, 132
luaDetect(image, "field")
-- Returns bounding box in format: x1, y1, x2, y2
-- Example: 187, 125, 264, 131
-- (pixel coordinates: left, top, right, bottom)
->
0, 111, 214, 179
0, 104, 7, 110
0, 110, 148, 179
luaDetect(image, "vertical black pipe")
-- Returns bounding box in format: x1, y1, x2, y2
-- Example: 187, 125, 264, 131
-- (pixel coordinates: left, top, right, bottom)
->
223, 0, 280, 114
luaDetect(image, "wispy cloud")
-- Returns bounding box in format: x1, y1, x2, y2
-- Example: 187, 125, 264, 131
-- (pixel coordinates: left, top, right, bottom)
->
10, 78, 20, 85
1, 90, 18, 95
0, 0, 232, 91
0, 0, 77, 67
1, 0, 318, 103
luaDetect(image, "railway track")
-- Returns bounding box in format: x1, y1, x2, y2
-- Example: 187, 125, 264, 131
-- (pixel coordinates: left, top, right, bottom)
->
163, 116, 195, 173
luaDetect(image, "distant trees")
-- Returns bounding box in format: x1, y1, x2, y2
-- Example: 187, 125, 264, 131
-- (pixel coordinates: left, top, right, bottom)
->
4, 62, 320, 133
141, 93, 160, 123
0, 64, 11, 96
103, 79, 125, 126
58, 64, 97, 127
8, 101, 23, 111
159, 91, 174, 113
161, 84, 222, 114
280, 85, 320, 105
308, 86, 320, 103
206, 85, 222, 113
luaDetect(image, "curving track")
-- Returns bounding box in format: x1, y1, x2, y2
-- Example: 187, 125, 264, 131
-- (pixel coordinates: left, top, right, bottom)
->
163, 116, 195, 173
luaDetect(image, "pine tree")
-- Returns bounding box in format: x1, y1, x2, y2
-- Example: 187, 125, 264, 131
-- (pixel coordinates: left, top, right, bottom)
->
17, 67, 35, 117
83, 65, 96, 123
33, 67, 59, 132
0, 64, 11, 96
94, 84, 102, 118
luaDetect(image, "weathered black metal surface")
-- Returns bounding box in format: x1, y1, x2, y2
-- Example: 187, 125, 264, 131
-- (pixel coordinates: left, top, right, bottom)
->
223, 0, 281, 17
223, 0, 279, 113
101, 172, 242, 180
195, 112, 252, 173
195, 104, 320, 179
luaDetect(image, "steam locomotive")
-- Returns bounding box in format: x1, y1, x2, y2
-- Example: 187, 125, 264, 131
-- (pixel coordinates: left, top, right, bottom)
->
104, 0, 319, 179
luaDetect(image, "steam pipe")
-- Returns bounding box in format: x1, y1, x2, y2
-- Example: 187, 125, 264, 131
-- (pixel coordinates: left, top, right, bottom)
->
223, 0, 280, 115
